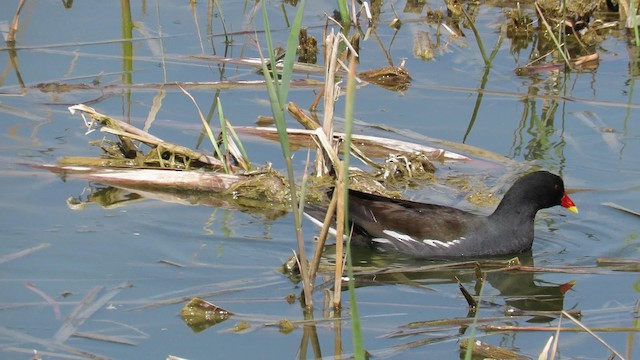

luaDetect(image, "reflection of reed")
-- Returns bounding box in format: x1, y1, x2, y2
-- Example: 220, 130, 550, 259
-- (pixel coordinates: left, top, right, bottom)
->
2, 47, 26, 96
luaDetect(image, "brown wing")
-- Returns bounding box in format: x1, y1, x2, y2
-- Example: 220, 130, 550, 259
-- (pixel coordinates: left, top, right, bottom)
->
347, 190, 479, 242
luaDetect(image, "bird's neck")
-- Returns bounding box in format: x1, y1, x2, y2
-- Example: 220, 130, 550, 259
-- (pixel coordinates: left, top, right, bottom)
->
488, 201, 537, 252
491, 203, 537, 221
491, 191, 538, 221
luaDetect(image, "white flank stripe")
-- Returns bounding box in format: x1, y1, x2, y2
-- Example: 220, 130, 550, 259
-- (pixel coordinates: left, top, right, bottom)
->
382, 230, 420, 243
372, 238, 392, 244
423, 239, 460, 248
382, 230, 464, 249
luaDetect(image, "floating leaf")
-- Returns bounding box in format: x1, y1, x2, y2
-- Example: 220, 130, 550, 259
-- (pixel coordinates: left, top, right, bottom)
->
180, 298, 232, 333
460, 339, 529, 360
232, 321, 251, 333
359, 65, 412, 92
278, 319, 297, 334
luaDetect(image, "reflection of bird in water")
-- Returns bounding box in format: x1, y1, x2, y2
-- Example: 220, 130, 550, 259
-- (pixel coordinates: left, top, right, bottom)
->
319, 247, 572, 315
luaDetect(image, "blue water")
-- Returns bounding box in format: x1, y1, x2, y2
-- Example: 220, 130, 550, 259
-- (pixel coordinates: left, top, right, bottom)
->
1, 1, 639, 359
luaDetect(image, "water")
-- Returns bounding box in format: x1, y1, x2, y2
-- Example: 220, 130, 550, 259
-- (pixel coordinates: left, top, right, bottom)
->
1, 1, 639, 359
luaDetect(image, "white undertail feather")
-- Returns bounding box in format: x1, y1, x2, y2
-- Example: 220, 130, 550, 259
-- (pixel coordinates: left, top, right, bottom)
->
304, 213, 338, 237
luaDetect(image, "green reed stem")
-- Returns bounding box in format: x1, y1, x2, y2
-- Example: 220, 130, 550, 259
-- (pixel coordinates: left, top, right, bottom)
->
336, 0, 350, 27
343, 54, 364, 359
260, 0, 313, 308
461, 7, 489, 66
535, 2, 571, 67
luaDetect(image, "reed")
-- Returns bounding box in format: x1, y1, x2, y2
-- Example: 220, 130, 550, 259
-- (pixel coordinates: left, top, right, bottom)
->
342, 53, 365, 359
259, 0, 313, 308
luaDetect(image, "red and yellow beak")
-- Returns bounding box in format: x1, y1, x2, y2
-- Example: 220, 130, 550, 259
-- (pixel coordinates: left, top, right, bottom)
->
561, 193, 578, 214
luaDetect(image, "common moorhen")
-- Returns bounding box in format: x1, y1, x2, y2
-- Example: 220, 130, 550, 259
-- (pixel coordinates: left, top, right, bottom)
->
310, 171, 578, 258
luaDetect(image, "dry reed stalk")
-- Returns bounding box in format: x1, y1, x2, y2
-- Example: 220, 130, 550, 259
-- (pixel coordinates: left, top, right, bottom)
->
6, 0, 26, 43
325, 30, 349, 309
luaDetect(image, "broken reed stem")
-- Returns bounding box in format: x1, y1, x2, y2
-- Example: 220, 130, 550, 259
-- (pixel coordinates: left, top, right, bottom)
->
318, 30, 341, 175
288, 102, 320, 130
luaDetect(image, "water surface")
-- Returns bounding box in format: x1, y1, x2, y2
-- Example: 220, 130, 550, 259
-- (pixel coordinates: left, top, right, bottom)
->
1, 1, 639, 359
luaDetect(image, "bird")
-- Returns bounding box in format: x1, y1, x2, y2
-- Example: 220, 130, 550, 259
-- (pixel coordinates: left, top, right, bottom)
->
308, 171, 578, 258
